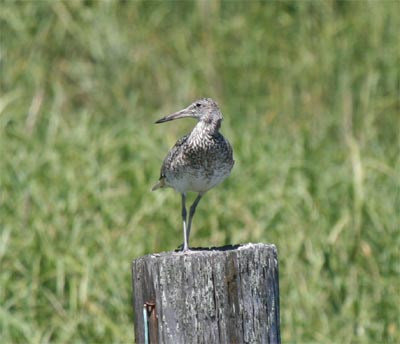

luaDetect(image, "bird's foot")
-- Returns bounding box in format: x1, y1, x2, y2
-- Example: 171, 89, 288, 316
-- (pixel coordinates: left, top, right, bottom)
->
175, 243, 191, 252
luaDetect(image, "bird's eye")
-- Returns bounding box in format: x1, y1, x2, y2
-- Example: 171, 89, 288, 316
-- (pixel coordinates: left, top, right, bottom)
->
195, 103, 201, 107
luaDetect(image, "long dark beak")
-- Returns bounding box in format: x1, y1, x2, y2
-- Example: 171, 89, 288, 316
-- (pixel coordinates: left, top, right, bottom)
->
155, 107, 194, 124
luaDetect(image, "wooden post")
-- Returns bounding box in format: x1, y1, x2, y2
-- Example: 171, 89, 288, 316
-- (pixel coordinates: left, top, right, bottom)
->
132, 243, 280, 344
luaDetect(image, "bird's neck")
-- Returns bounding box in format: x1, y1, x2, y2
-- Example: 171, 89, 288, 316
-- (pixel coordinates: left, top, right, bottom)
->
193, 119, 221, 136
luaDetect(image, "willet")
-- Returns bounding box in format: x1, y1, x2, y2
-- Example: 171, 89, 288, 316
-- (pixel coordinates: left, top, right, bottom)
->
152, 98, 234, 251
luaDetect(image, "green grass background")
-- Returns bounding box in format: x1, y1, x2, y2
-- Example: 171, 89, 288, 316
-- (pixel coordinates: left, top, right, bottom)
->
1, 1, 399, 343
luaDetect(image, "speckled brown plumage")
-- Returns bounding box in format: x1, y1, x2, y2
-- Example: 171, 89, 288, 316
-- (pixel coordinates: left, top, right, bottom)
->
152, 98, 234, 251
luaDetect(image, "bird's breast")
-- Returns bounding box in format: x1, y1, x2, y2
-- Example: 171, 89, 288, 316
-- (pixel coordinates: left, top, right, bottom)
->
161, 130, 234, 193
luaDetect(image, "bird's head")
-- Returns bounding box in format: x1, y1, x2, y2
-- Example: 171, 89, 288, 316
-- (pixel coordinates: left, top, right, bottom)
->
155, 98, 222, 125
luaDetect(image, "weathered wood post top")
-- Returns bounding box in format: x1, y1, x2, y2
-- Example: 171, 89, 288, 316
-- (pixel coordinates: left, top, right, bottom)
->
132, 243, 280, 344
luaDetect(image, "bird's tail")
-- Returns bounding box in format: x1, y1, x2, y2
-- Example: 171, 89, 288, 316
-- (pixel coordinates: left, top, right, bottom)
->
151, 178, 166, 191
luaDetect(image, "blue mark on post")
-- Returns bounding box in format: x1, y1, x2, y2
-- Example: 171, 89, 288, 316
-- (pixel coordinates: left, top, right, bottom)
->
143, 305, 149, 344
143, 301, 157, 343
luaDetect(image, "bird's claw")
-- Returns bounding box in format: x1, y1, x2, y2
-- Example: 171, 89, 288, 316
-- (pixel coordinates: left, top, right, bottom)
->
175, 243, 190, 252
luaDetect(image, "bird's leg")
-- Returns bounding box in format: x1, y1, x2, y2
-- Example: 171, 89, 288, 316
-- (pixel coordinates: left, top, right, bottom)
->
186, 193, 203, 247
181, 193, 189, 251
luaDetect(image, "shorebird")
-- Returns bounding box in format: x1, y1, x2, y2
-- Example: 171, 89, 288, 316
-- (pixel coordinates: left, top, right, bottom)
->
152, 98, 234, 251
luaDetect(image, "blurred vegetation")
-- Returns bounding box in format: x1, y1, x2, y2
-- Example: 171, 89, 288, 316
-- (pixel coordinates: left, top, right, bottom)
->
1, 1, 399, 343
